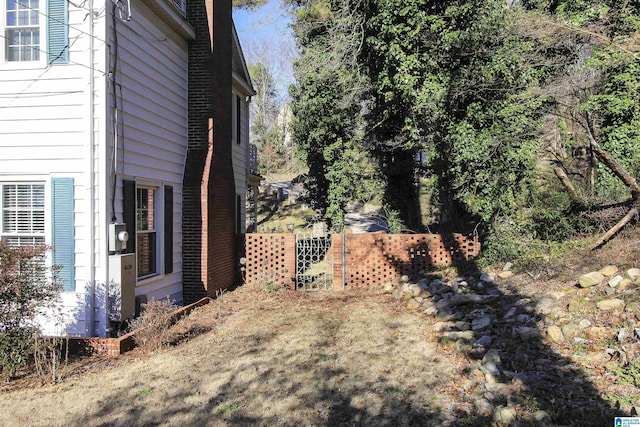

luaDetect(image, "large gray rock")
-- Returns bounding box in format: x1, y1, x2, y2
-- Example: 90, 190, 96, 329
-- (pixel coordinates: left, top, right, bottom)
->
447, 330, 475, 341
626, 268, 640, 282
493, 406, 517, 424
518, 327, 542, 342
472, 316, 492, 331
416, 278, 430, 290
533, 409, 552, 426
578, 271, 605, 288
599, 265, 619, 277
481, 361, 501, 377
483, 349, 501, 364
596, 298, 625, 311
474, 335, 492, 348
497, 270, 514, 279
547, 325, 564, 343
474, 398, 494, 417
479, 273, 494, 284
608, 275, 624, 288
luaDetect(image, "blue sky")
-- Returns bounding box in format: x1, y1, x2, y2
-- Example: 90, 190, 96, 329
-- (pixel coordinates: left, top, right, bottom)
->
233, 0, 297, 99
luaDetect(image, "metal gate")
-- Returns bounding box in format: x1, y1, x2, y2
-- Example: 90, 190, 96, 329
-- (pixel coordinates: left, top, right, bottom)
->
295, 232, 333, 291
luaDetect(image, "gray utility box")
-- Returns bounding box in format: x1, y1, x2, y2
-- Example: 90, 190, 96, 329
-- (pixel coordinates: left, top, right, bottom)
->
109, 223, 129, 253
108, 253, 136, 322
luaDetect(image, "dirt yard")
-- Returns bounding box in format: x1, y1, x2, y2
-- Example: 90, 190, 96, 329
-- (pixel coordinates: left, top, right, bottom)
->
0, 289, 464, 426
1, 231, 640, 426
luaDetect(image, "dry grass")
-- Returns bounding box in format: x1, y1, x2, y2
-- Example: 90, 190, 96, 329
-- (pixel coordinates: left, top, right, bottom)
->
0, 289, 461, 426
1, 229, 640, 425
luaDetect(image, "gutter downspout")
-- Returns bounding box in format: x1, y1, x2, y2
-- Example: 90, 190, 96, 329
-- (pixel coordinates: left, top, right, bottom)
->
88, 0, 96, 336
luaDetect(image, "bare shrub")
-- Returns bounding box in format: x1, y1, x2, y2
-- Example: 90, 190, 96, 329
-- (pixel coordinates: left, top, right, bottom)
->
248, 271, 289, 293
129, 298, 178, 352
34, 335, 69, 384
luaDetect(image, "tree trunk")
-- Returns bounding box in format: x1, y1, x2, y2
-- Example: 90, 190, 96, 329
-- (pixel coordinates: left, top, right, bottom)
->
553, 167, 579, 199
586, 123, 640, 249
592, 207, 639, 250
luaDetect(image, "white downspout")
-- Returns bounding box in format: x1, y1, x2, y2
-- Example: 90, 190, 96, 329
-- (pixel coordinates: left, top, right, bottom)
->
88, 0, 96, 336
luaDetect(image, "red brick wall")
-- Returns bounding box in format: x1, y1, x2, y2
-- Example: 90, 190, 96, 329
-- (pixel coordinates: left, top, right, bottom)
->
206, 0, 236, 296
183, 0, 237, 304
343, 233, 479, 288
245, 234, 296, 290
244, 233, 480, 290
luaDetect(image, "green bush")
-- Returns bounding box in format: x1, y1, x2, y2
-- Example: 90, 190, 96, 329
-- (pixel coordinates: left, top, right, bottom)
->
528, 188, 591, 242
479, 184, 594, 271
0, 243, 61, 380
479, 222, 548, 272
0, 327, 36, 379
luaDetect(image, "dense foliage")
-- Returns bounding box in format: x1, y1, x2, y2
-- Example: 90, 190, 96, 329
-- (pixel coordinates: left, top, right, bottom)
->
289, 0, 379, 227
287, 0, 640, 264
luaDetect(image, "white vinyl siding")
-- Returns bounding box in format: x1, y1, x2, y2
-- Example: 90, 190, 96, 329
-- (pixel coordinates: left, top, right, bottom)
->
113, 1, 187, 302
0, 2, 92, 175
0, 0, 189, 336
232, 88, 249, 233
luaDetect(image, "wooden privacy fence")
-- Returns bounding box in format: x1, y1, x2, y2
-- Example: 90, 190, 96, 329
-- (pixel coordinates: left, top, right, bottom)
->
244, 233, 480, 290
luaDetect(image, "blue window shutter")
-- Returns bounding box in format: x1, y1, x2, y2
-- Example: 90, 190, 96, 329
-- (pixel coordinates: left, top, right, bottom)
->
47, 0, 69, 64
52, 178, 74, 292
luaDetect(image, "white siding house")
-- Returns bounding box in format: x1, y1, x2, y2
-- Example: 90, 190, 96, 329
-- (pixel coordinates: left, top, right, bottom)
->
231, 23, 256, 234
0, 0, 194, 337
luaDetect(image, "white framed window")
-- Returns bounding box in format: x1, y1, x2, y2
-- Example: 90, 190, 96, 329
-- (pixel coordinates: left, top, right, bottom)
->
136, 186, 157, 279
123, 180, 173, 282
2, 0, 69, 66
1, 182, 45, 246
4, 0, 41, 62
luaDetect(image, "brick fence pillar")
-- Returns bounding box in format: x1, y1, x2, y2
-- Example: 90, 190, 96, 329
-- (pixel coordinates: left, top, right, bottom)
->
284, 234, 296, 290
332, 234, 344, 291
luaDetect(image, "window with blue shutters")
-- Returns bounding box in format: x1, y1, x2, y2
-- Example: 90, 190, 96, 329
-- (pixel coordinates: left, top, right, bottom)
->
2, 0, 68, 63
0, 179, 75, 292
4, 0, 41, 61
